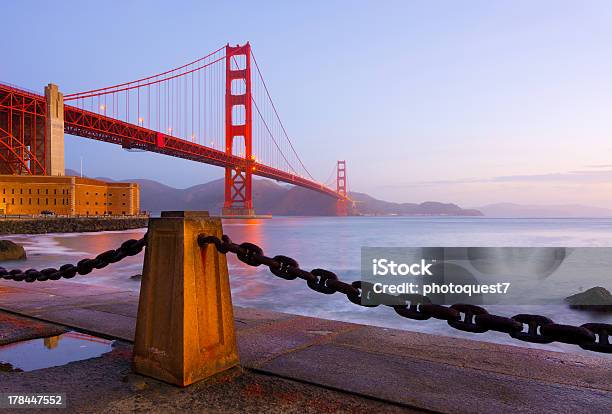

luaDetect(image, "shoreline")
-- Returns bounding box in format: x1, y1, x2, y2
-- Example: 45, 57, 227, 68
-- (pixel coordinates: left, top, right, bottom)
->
0, 217, 148, 235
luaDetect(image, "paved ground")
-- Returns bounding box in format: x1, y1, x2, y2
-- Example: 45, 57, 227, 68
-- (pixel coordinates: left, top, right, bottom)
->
0, 311, 66, 346
0, 279, 611, 413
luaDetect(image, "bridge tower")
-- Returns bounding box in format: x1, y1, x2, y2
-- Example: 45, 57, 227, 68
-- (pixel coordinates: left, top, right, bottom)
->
223, 43, 255, 217
336, 160, 348, 216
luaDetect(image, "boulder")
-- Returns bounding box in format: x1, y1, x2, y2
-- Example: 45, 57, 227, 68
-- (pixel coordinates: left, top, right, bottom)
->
130, 274, 142, 281
0, 240, 26, 261
565, 287, 612, 312
0, 362, 23, 372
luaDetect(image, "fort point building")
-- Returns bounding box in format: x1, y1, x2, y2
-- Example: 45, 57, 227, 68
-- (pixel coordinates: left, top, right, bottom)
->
0, 175, 139, 216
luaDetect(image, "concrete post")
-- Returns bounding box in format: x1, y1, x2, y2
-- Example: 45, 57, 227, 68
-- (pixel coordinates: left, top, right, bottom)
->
133, 211, 239, 386
44, 84, 65, 176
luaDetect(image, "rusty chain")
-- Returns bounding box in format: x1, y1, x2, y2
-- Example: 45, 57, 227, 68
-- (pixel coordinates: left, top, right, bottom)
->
198, 233, 612, 354
0, 234, 147, 283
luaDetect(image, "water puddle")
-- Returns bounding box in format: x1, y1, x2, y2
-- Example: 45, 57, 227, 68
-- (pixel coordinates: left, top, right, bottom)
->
0, 331, 114, 372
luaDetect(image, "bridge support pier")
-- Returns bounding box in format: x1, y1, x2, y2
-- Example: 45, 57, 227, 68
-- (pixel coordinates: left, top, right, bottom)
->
336, 200, 348, 216
44, 84, 65, 176
133, 211, 239, 386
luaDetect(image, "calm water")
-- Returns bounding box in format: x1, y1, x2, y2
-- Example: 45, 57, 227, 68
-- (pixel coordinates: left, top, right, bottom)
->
2, 217, 611, 357
0, 332, 113, 372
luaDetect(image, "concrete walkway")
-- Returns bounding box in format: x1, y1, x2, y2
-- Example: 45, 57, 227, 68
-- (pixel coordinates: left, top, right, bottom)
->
0, 279, 611, 413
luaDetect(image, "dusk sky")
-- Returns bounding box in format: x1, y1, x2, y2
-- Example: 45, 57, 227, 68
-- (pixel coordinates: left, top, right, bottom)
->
3, 1, 612, 208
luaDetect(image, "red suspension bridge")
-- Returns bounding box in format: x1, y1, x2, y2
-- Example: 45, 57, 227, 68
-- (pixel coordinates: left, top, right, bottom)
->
0, 43, 349, 216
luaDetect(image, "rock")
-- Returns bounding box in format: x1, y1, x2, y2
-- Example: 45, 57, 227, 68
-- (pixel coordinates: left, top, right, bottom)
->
121, 374, 149, 391
130, 379, 148, 391
0, 362, 23, 372
0, 240, 26, 261
130, 274, 142, 281
565, 287, 612, 312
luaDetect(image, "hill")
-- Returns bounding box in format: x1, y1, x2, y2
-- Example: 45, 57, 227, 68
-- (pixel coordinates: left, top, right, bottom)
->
476, 203, 612, 218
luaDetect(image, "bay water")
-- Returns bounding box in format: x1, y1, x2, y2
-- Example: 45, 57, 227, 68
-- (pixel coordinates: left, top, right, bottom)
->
3, 217, 611, 357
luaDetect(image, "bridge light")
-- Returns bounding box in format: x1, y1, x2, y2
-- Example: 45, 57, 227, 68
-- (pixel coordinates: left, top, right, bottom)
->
168, 127, 173, 133
99, 104, 106, 112
138, 117, 144, 124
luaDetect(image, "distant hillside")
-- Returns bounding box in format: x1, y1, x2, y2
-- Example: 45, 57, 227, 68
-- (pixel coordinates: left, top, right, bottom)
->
476, 203, 612, 218
125, 178, 338, 215
65, 169, 482, 216
350, 192, 483, 216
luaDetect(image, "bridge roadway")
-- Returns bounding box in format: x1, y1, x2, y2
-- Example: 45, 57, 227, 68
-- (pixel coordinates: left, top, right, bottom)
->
0, 83, 341, 200
0, 278, 610, 413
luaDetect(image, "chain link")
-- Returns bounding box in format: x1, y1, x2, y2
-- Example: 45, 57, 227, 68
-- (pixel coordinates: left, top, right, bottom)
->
199, 233, 612, 354
0, 234, 147, 283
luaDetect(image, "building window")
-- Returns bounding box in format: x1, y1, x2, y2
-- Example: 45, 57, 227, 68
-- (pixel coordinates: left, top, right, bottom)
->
45, 189, 48, 195
29, 199, 31, 205
28, 189, 31, 194
11, 189, 14, 195
46, 199, 48, 205
11, 198, 14, 204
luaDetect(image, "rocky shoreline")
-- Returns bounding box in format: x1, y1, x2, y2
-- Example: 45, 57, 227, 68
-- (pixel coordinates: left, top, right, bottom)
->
0, 217, 148, 234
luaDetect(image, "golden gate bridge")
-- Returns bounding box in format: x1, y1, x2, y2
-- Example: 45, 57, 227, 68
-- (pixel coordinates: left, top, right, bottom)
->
0, 43, 349, 216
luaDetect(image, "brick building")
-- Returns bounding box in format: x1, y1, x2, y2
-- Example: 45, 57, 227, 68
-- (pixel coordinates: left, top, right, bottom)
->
0, 175, 139, 216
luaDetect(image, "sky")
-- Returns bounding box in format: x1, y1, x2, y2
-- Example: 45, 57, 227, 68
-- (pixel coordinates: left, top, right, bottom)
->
3, 1, 612, 208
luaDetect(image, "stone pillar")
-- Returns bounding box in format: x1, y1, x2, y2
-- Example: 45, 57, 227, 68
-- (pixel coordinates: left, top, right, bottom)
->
133, 211, 239, 386
44, 84, 65, 176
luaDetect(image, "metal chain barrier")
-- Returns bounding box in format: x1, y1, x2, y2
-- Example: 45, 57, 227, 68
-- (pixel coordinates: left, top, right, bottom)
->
0, 234, 147, 283
198, 233, 612, 354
